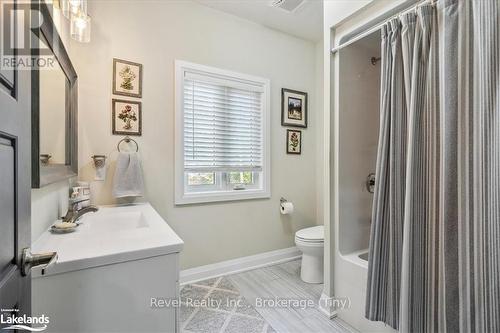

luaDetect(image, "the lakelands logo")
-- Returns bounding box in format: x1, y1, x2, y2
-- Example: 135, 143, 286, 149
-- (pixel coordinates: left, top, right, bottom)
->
1, 312, 49, 332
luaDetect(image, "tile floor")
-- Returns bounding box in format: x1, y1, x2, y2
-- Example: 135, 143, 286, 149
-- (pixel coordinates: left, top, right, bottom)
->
180, 276, 275, 333
180, 260, 357, 333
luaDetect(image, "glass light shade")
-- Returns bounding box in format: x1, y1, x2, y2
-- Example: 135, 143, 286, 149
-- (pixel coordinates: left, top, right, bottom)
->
70, 12, 91, 43
62, 0, 87, 18
61, 0, 71, 18
70, 0, 87, 15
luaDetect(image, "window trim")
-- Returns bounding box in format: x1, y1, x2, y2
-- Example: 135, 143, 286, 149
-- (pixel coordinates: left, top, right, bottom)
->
174, 60, 271, 205
185, 171, 260, 193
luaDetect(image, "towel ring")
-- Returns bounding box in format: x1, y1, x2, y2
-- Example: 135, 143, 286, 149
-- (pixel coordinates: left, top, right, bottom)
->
117, 136, 139, 152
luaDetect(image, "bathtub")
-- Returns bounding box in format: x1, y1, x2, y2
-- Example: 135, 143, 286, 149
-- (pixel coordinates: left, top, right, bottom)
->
340, 249, 369, 269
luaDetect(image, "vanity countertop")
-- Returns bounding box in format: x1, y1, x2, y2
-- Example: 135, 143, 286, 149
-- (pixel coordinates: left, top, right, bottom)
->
31, 203, 183, 277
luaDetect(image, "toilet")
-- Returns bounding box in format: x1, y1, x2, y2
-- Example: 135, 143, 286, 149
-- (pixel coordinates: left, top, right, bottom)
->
295, 225, 324, 284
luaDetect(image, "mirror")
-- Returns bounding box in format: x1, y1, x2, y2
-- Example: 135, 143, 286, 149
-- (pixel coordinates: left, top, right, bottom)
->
32, 2, 78, 188
39, 35, 67, 166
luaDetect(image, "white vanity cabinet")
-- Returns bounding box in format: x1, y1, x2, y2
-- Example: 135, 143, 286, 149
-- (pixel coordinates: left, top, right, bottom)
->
31, 203, 184, 333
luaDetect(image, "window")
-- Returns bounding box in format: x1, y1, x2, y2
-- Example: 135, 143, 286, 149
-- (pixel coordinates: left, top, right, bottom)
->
175, 61, 270, 204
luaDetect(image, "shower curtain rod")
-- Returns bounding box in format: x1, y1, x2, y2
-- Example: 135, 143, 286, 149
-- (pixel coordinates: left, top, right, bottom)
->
331, 0, 437, 54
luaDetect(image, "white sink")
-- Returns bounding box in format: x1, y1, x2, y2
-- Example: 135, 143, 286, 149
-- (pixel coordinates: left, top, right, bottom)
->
88, 210, 149, 232
31, 203, 183, 277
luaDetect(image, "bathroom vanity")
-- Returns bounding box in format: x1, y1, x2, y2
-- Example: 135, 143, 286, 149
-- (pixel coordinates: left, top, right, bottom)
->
31, 203, 183, 333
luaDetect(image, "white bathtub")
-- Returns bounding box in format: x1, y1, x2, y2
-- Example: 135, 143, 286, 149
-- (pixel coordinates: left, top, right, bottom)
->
341, 249, 369, 269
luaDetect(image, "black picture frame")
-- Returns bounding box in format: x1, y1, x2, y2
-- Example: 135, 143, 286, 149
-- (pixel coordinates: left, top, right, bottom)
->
281, 88, 308, 128
286, 129, 302, 155
112, 99, 142, 136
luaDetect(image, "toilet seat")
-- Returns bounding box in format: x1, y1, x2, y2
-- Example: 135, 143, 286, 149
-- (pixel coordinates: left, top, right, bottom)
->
295, 226, 324, 243
295, 237, 323, 246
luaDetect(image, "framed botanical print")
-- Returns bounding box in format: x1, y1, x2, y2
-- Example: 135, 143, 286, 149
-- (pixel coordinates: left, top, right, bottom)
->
113, 58, 143, 98
112, 99, 142, 136
286, 129, 302, 155
281, 88, 307, 128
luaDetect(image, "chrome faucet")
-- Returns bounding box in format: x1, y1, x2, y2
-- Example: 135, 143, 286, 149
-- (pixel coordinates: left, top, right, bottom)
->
62, 201, 98, 223
62, 185, 98, 223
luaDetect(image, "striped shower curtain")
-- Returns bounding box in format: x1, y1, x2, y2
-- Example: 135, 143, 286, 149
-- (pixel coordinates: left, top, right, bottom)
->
365, 1, 500, 332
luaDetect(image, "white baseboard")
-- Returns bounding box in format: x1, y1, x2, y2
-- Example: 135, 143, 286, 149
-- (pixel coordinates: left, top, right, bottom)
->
318, 293, 338, 319
180, 246, 301, 285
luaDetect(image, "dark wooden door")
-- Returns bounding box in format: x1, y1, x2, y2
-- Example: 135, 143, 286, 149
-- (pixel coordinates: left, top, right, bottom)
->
0, 0, 32, 327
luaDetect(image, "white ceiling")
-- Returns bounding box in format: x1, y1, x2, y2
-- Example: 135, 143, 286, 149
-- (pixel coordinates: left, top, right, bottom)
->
195, 0, 323, 42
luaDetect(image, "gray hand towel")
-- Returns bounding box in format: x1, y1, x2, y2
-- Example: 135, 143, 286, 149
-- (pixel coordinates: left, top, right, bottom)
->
112, 152, 145, 198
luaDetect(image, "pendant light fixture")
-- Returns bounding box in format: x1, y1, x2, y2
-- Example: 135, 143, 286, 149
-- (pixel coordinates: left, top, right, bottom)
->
70, 10, 91, 43
60, 0, 70, 18
70, 0, 86, 15
59, 0, 91, 43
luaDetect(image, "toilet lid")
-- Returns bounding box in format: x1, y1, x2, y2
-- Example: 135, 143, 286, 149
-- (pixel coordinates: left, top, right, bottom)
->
295, 225, 324, 241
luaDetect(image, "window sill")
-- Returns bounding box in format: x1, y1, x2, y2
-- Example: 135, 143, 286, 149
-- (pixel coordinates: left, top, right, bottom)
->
175, 189, 270, 205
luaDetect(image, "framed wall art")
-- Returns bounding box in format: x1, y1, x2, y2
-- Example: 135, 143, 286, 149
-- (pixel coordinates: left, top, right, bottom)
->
113, 58, 143, 98
112, 99, 142, 136
286, 129, 302, 155
281, 88, 307, 128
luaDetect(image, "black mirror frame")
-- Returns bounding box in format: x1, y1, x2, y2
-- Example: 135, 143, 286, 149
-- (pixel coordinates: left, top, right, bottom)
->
31, 0, 78, 188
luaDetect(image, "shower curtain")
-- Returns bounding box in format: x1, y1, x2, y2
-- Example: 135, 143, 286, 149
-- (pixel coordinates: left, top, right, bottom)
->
365, 1, 500, 332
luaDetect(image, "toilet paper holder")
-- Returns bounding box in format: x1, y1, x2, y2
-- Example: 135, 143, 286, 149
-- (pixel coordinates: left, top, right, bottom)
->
280, 197, 294, 215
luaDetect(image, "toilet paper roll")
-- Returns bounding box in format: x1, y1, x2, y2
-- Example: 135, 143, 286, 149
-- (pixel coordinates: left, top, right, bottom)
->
280, 202, 294, 215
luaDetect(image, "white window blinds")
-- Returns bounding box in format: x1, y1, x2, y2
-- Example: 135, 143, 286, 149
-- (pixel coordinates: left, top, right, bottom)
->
183, 71, 264, 172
